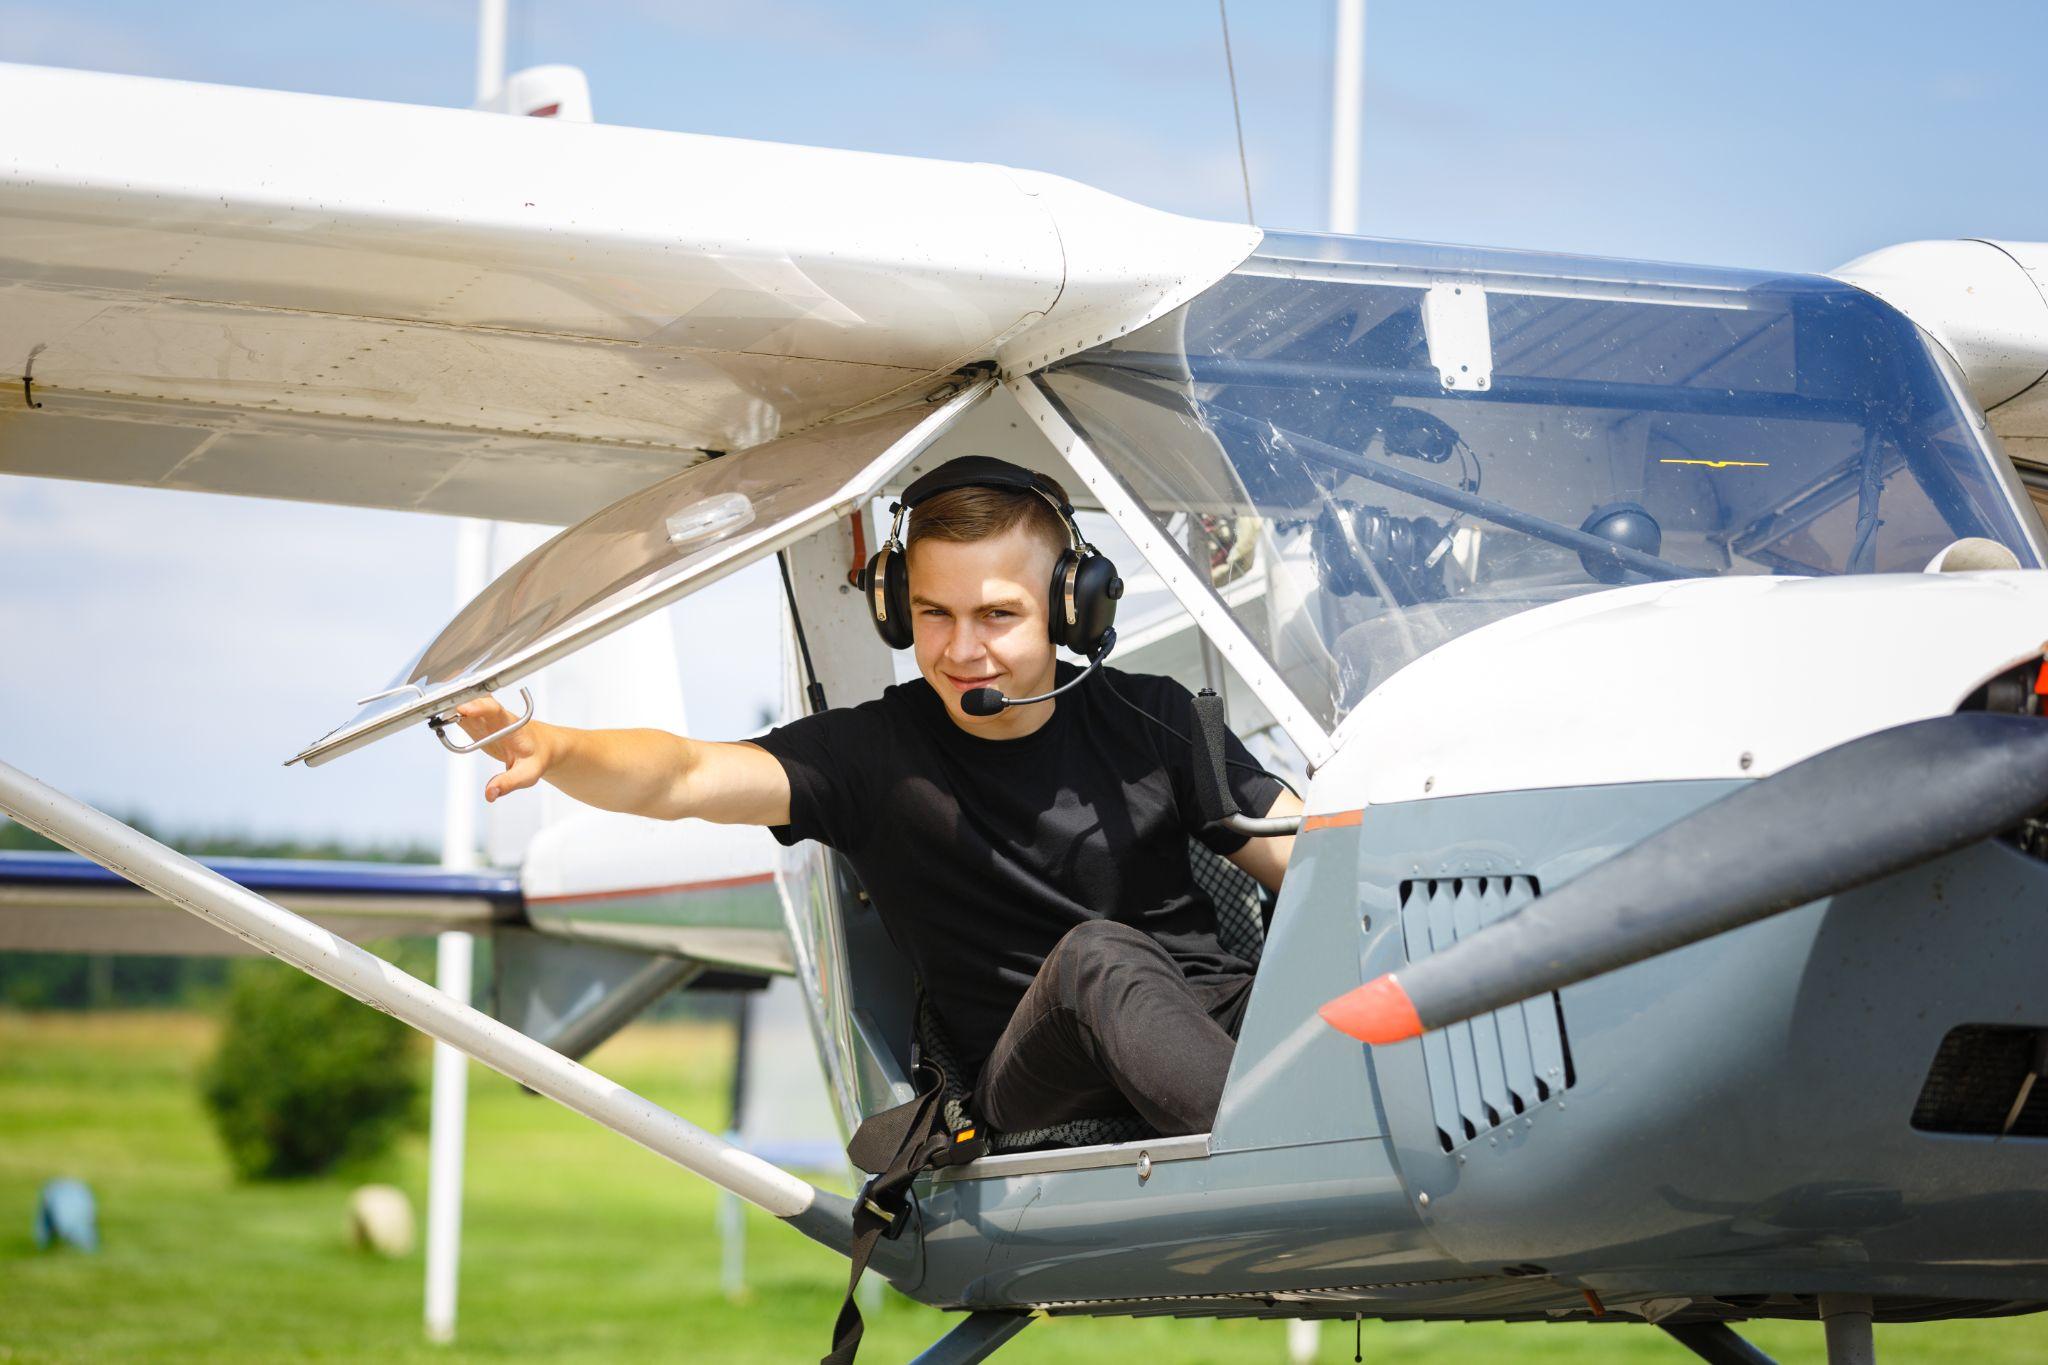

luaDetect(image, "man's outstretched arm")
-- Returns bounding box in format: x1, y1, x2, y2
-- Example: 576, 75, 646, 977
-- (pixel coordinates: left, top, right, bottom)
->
448, 694, 791, 826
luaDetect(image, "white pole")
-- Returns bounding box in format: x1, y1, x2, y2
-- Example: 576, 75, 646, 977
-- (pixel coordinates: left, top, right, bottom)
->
424, 516, 492, 1343
1328, 0, 1366, 235
0, 758, 823, 1219
1290, 22, 1369, 1362
425, 3, 512, 1333
474, 0, 507, 107
423, 929, 472, 1343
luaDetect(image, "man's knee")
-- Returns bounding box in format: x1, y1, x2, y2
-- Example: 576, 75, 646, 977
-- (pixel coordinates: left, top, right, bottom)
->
1055, 918, 1151, 948
1045, 919, 1174, 1012
1048, 918, 1156, 968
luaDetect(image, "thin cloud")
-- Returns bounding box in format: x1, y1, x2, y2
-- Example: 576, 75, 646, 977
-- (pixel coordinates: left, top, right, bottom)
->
1927, 70, 1995, 105
0, 4, 174, 75
613, 0, 992, 64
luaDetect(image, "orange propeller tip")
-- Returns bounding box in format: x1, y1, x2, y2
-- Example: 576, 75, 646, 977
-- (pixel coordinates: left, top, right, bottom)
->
1318, 975, 1423, 1044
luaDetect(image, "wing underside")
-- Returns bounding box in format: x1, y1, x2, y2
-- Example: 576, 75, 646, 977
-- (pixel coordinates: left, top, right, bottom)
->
0, 850, 519, 955
0, 63, 1256, 524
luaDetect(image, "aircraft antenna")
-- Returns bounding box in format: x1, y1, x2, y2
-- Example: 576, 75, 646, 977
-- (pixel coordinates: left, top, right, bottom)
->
1216, 0, 1255, 224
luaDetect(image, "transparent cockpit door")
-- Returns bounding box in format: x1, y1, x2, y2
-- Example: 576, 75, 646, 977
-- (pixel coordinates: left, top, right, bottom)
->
291, 378, 993, 767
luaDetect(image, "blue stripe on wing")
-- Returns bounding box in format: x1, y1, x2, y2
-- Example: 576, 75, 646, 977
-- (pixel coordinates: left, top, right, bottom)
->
0, 850, 522, 906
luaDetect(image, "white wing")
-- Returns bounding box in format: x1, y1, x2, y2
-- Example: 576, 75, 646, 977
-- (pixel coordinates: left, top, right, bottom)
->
0, 63, 1255, 524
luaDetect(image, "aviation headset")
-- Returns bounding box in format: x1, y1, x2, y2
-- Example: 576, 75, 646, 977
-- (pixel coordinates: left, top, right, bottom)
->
860, 455, 1122, 655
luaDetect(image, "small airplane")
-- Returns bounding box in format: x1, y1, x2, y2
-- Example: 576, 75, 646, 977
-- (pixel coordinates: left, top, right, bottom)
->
6, 56, 2048, 1365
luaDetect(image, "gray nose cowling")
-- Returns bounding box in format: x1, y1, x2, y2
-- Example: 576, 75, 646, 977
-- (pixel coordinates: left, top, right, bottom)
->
1322, 710, 2048, 1044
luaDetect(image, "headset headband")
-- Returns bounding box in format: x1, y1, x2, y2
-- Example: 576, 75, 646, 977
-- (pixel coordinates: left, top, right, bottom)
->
885, 456, 1086, 555
897, 456, 1073, 516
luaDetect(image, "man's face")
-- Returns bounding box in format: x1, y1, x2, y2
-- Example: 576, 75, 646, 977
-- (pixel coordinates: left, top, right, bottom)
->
906, 523, 1061, 733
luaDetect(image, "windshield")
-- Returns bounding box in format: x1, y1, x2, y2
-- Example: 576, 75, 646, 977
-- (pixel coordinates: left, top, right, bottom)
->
1038, 232, 2042, 729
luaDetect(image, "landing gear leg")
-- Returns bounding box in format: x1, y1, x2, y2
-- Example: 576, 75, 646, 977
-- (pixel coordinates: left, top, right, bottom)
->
908, 1310, 1033, 1364
1661, 1321, 1777, 1364
1819, 1294, 1875, 1365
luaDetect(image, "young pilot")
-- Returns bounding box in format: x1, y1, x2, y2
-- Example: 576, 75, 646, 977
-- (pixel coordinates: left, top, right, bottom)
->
450, 456, 1302, 1137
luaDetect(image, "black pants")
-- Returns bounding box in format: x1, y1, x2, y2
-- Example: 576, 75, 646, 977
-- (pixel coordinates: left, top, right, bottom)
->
971, 919, 1254, 1137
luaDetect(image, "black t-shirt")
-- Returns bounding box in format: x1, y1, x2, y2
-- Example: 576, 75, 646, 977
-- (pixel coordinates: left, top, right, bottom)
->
750, 663, 1283, 1083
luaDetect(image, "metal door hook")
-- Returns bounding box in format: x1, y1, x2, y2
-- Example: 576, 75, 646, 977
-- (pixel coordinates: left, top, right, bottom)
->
429, 687, 533, 755
355, 680, 428, 708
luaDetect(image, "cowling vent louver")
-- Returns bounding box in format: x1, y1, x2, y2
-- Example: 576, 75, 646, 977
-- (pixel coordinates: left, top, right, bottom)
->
1912, 1024, 2048, 1138
1397, 876, 1573, 1152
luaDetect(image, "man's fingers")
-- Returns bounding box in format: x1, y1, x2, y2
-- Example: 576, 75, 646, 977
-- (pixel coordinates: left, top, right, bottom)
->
484, 753, 545, 804
453, 696, 509, 740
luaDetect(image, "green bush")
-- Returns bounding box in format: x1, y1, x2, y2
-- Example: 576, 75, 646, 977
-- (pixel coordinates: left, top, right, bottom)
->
200, 959, 423, 1179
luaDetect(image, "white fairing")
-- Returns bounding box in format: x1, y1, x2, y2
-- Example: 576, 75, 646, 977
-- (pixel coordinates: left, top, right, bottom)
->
1831, 240, 2048, 481
1311, 571, 2048, 811
1832, 240, 2048, 410
521, 813, 776, 905
522, 807, 786, 973
0, 63, 1256, 523
478, 65, 592, 121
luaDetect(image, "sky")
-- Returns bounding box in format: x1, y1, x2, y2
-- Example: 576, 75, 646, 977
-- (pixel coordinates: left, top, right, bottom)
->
2, 0, 2045, 846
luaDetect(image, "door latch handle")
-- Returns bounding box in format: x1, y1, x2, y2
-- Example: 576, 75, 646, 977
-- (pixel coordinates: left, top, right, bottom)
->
428, 687, 533, 755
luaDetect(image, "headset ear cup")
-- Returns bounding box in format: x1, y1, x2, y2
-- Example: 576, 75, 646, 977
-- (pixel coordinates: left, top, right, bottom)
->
863, 547, 915, 650
1061, 553, 1122, 655
1045, 551, 1078, 647
882, 547, 914, 650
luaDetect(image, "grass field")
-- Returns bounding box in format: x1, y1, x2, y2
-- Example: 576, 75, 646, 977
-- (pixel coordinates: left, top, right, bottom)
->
2, 1009, 2044, 1364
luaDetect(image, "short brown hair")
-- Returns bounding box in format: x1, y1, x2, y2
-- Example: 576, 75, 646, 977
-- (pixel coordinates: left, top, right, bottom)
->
905, 475, 1072, 559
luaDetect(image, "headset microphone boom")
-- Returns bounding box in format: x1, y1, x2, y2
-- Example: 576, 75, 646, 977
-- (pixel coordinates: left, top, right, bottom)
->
960, 629, 1118, 717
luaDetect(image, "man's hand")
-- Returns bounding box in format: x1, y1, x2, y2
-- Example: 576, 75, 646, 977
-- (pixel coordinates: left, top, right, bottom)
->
450, 695, 555, 804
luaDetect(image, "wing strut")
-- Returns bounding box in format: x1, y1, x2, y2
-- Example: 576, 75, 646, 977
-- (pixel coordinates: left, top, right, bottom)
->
0, 757, 862, 1255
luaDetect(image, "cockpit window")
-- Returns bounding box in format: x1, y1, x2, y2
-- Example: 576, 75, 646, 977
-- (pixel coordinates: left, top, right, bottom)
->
1038, 232, 2042, 728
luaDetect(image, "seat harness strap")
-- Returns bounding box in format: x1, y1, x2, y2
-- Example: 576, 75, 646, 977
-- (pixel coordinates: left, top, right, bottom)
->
824, 1062, 967, 1365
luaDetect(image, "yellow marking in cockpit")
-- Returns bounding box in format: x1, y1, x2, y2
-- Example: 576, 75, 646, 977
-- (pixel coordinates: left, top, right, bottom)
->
1659, 458, 1770, 469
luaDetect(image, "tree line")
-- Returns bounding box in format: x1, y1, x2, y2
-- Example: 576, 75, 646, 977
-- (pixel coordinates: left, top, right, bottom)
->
0, 815, 437, 1010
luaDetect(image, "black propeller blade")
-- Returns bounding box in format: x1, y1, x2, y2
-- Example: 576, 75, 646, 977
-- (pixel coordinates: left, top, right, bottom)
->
1322, 710, 2048, 1045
